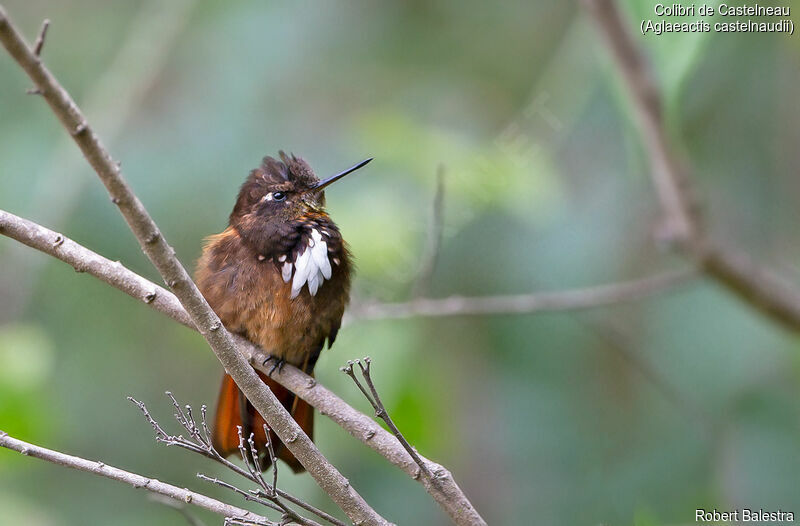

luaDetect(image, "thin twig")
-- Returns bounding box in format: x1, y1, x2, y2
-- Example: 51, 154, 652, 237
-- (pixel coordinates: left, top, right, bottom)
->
196, 474, 280, 515
411, 165, 446, 297
0, 430, 272, 525
342, 358, 433, 483
245, 432, 270, 497
128, 394, 335, 526
0, 210, 194, 327
32, 18, 48, 56
583, 0, 800, 333
583, 0, 696, 246
348, 269, 695, 321
261, 424, 279, 498
236, 429, 302, 522
0, 9, 387, 525
226, 518, 273, 526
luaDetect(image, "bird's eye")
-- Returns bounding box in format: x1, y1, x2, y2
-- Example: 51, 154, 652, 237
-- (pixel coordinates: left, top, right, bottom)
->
272, 192, 286, 201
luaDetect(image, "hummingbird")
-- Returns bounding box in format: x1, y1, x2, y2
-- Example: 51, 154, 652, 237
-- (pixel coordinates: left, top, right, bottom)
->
195, 152, 371, 472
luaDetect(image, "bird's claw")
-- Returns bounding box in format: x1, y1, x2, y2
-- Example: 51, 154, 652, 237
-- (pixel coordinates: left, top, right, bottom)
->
262, 355, 286, 377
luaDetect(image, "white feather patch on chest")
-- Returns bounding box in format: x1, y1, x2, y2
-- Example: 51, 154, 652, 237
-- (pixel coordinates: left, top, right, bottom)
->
290, 228, 332, 299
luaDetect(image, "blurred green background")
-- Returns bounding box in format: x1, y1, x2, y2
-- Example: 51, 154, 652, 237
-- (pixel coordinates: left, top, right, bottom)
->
2, 1, 800, 525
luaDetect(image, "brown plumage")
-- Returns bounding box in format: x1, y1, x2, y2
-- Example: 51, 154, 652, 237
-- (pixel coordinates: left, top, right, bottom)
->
195, 152, 364, 472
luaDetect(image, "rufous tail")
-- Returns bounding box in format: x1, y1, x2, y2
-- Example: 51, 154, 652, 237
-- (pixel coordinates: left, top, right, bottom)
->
211, 370, 313, 473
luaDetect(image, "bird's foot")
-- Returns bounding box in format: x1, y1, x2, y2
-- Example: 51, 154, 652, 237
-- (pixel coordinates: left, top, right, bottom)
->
262, 355, 286, 377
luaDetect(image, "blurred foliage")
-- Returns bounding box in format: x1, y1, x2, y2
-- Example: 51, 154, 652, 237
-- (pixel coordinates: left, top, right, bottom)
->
0, 324, 55, 443
2, 1, 800, 525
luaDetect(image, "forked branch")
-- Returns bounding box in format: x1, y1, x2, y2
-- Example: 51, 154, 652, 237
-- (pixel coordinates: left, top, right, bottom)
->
342, 358, 434, 483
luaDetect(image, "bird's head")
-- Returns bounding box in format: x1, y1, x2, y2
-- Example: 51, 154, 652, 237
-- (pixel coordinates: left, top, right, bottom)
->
231, 152, 371, 224
229, 151, 371, 258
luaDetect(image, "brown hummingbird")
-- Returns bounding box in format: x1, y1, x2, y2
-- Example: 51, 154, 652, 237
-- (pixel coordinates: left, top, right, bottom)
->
195, 152, 371, 472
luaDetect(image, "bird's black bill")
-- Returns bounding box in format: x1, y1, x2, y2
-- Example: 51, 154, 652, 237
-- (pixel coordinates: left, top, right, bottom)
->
312, 157, 373, 192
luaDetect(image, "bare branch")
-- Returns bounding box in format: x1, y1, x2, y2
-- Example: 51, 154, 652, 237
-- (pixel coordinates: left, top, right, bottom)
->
583, 0, 697, 246
583, 0, 800, 333
0, 430, 272, 525
348, 269, 695, 321
411, 165, 446, 297
0, 9, 387, 525
342, 359, 433, 482
0, 209, 194, 328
